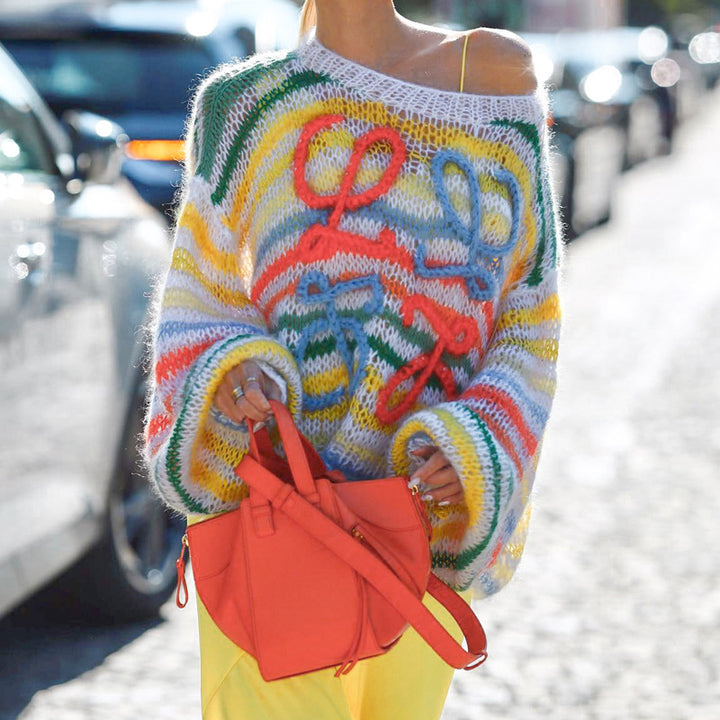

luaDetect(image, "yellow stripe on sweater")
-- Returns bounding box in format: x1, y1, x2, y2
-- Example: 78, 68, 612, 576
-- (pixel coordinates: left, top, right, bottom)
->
495, 337, 559, 362
162, 287, 237, 318
170, 247, 253, 309
302, 364, 350, 399
329, 431, 386, 471
351, 365, 401, 437
302, 400, 348, 425
495, 293, 561, 331
178, 201, 242, 275
430, 515, 471, 545
227, 98, 537, 255
190, 458, 248, 505
191, 428, 250, 504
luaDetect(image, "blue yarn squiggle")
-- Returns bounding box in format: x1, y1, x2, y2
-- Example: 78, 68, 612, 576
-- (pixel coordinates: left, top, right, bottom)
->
415, 149, 522, 301
294, 270, 383, 410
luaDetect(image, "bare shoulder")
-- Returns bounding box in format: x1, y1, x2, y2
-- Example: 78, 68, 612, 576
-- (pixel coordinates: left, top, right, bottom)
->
463, 28, 538, 96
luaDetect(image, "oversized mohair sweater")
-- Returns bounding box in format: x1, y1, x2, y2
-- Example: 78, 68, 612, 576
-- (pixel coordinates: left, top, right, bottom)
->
145, 37, 562, 594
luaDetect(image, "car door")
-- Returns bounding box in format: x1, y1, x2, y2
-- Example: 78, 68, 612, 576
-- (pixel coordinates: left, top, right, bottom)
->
0, 54, 121, 613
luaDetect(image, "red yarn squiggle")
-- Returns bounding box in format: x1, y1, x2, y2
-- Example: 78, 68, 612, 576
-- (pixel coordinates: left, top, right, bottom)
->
252, 115, 408, 304
377, 295, 479, 425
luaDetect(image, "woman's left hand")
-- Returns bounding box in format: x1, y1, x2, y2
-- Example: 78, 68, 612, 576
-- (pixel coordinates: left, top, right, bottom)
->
409, 446, 465, 506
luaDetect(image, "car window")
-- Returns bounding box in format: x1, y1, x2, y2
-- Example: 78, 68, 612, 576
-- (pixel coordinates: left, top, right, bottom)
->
0, 85, 54, 173
3, 35, 215, 115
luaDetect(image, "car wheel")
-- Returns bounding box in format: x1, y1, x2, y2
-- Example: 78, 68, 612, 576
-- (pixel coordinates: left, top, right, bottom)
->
30, 382, 184, 623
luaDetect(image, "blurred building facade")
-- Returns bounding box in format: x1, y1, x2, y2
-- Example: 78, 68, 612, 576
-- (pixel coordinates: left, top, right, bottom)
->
524, 0, 625, 29
4, 0, 626, 29
432, 0, 626, 29
0, 0, 112, 10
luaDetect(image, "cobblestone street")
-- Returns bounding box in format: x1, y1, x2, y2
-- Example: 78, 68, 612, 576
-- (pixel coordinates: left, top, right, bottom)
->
3, 88, 719, 720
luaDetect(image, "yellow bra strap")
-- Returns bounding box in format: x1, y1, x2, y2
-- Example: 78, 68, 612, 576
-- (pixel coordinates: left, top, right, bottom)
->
459, 32, 470, 93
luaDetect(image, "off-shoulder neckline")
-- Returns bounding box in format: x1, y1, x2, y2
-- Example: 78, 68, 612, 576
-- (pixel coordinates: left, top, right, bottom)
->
296, 36, 547, 127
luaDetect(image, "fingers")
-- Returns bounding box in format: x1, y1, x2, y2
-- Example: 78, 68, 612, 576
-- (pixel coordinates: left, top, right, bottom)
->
411, 445, 436, 459
234, 362, 271, 422
263, 375, 284, 402
424, 481, 465, 505
215, 388, 243, 424
241, 380, 271, 420
410, 449, 465, 506
214, 360, 279, 424
411, 449, 451, 486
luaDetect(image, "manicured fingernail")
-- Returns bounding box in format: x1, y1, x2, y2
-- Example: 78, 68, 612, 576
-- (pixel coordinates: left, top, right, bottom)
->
408, 477, 421, 488
421, 493, 433, 502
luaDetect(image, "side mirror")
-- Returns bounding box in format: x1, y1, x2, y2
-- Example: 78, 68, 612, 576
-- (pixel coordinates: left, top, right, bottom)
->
61, 110, 128, 184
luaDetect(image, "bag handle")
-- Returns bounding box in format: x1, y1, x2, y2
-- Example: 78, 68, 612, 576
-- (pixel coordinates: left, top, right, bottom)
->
235, 453, 488, 669
246, 400, 318, 500
249, 416, 334, 482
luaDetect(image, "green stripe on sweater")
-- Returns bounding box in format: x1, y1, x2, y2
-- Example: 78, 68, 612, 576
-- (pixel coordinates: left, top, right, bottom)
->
490, 119, 553, 285
279, 308, 475, 378
207, 70, 333, 204
164, 334, 253, 512
453, 412, 504, 571
195, 54, 295, 179
430, 405, 503, 571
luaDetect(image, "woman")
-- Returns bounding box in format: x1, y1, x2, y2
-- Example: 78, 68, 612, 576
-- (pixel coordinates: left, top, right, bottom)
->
145, 0, 561, 717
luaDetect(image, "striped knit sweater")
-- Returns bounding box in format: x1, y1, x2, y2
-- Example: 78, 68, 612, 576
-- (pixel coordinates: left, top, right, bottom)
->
145, 37, 561, 594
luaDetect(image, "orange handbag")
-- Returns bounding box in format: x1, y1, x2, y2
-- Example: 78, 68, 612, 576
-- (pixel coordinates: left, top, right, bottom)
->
175, 400, 487, 682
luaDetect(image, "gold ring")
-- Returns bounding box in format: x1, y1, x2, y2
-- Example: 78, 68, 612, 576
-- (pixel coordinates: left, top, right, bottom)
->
231, 385, 245, 403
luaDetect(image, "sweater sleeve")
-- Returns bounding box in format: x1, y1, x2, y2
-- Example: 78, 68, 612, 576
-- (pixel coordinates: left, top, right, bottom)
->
144, 69, 302, 515
388, 110, 562, 594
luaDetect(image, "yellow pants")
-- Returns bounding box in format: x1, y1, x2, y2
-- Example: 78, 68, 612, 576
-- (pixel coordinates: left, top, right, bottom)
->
197, 589, 472, 720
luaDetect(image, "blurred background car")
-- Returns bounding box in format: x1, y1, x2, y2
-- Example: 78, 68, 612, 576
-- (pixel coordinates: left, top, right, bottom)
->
0, 42, 181, 622
0, 0, 300, 223
569, 26, 677, 165
524, 32, 627, 239
524, 25, 684, 239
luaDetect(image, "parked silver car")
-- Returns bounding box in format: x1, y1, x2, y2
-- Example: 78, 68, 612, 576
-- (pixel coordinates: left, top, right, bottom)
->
0, 0, 300, 219
0, 44, 180, 621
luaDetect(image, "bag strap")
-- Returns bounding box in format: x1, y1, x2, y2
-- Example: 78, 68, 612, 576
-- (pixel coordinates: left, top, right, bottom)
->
236, 455, 488, 669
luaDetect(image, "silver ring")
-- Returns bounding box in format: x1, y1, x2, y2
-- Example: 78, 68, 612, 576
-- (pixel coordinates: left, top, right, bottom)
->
231, 385, 245, 403
244, 376, 260, 385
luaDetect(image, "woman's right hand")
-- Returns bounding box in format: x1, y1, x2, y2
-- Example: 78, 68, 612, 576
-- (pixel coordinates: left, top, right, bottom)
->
214, 360, 284, 425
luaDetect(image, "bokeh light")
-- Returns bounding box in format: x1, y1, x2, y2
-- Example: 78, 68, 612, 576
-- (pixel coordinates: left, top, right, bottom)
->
689, 31, 720, 65
638, 26, 669, 64
651, 57, 682, 87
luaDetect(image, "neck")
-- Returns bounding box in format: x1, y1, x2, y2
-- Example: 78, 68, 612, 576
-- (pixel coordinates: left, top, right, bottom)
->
314, 0, 409, 67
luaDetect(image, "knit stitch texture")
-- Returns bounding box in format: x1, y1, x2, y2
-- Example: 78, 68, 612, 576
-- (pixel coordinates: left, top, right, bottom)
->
145, 38, 562, 594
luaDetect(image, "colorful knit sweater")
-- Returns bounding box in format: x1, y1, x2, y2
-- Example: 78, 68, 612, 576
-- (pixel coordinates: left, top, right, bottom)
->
145, 38, 561, 594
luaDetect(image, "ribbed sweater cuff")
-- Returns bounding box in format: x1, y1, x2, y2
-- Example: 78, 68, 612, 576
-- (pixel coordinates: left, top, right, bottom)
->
153, 334, 301, 515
